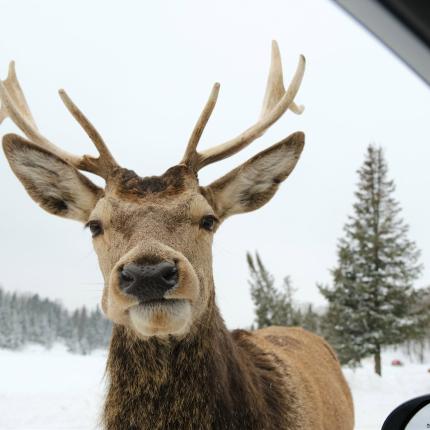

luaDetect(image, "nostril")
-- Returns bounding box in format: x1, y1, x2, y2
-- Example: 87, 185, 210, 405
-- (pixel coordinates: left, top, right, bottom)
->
119, 261, 178, 299
120, 268, 134, 284
160, 263, 178, 285
163, 266, 177, 281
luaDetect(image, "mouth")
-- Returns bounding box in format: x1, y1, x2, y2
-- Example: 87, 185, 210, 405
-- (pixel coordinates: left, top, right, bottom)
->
128, 297, 192, 337
136, 298, 186, 308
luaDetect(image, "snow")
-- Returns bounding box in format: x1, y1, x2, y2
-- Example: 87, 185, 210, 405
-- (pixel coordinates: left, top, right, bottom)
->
344, 348, 430, 430
0, 344, 106, 430
0, 344, 429, 429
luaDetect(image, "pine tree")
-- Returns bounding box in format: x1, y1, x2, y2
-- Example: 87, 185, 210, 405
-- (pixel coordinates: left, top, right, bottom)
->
300, 304, 320, 333
402, 286, 430, 363
247, 252, 302, 328
319, 145, 423, 376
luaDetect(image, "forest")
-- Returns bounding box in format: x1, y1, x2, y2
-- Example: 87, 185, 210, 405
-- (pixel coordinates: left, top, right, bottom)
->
0, 287, 111, 354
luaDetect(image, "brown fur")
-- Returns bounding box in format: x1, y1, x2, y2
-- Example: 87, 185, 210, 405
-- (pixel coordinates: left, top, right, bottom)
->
103, 298, 353, 430
104, 298, 302, 430
109, 165, 193, 200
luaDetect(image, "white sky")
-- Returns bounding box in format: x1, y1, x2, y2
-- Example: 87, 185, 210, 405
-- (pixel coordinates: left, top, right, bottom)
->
0, 0, 429, 328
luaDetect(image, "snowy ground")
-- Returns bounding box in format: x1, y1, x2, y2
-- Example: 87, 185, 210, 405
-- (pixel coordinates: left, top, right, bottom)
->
0, 345, 106, 430
344, 349, 430, 430
0, 345, 429, 430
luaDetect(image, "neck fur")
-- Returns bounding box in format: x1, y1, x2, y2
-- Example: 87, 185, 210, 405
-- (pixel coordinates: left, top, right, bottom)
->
103, 299, 297, 430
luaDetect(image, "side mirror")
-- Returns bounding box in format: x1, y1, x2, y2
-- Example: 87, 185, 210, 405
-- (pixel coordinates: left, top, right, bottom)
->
382, 394, 430, 430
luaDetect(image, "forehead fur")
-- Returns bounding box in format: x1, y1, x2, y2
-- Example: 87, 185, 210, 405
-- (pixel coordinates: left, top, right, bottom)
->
107, 165, 199, 200
92, 165, 213, 238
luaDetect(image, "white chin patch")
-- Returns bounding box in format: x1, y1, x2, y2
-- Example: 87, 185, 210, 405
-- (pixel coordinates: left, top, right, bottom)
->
128, 299, 192, 338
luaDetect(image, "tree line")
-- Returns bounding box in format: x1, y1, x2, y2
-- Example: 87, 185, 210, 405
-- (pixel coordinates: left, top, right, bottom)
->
0, 287, 111, 354
248, 145, 430, 376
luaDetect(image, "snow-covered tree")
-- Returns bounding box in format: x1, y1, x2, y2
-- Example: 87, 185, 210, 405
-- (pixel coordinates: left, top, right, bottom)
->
319, 145, 423, 376
247, 252, 303, 329
299, 304, 321, 333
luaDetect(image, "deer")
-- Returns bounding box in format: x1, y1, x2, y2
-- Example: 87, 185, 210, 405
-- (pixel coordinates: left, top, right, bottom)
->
0, 41, 354, 429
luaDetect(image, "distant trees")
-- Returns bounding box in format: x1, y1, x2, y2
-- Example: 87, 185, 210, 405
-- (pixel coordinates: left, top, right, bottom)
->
0, 286, 111, 354
247, 252, 321, 333
319, 145, 424, 376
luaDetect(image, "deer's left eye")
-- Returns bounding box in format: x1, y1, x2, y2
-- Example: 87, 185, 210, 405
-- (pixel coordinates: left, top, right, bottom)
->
86, 220, 103, 238
200, 215, 217, 231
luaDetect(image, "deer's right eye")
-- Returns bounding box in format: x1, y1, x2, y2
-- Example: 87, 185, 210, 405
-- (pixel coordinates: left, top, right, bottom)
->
86, 220, 103, 238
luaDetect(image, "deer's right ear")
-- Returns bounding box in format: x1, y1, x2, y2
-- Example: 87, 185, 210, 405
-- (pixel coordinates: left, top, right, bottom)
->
2, 133, 102, 222
202, 131, 304, 221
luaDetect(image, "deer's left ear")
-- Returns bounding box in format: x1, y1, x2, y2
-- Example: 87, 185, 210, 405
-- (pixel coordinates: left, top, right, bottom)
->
202, 131, 304, 220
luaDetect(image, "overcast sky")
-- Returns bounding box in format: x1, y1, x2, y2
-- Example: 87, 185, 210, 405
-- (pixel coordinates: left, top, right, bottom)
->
0, 0, 429, 328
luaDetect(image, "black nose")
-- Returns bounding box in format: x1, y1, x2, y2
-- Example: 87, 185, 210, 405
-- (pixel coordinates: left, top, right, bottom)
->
119, 261, 178, 303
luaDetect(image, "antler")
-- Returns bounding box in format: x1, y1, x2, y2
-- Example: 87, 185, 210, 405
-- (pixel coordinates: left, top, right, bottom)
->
181, 41, 305, 172
0, 62, 118, 178
58, 90, 117, 176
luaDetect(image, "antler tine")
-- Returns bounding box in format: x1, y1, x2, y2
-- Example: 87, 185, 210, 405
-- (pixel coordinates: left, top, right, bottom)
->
0, 61, 37, 128
0, 62, 118, 179
181, 82, 220, 169
58, 89, 117, 177
0, 62, 84, 168
183, 41, 305, 172
0, 82, 8, 124
261, 40, 304, 117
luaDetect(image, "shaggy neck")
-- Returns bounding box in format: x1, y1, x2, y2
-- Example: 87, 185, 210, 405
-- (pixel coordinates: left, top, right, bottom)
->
103, 299, 291, 430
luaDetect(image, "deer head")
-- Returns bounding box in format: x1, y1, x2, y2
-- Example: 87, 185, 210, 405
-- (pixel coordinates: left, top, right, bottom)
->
1, 41, 305, 339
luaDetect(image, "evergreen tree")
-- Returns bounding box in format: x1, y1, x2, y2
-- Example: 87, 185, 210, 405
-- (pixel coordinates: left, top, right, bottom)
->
247, 252, 302, 328
402, 286, 430, 363
300, 304, 320, 333
319, 145, 423, 375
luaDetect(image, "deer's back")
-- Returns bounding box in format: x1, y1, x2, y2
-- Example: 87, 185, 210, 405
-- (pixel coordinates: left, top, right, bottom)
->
249, 326, 354, 430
